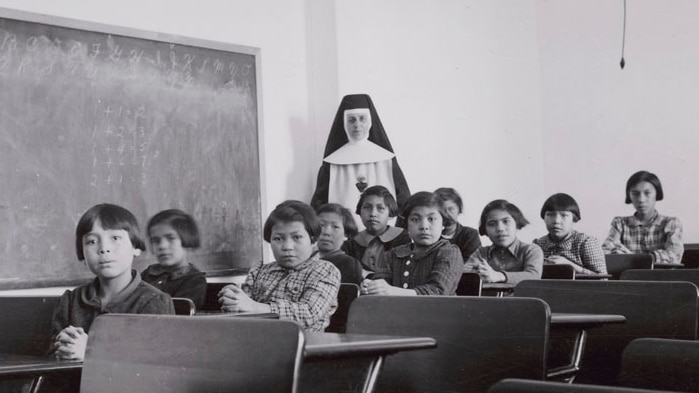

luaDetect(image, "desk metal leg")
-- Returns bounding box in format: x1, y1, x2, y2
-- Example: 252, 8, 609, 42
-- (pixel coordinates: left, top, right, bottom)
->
547, 329, 588, 383
360, 355, 385, 393
28, 376, 44, 393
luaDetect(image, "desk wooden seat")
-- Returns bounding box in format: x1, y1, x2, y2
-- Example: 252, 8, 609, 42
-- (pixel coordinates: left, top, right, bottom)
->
325, 283, 359, 333
345, 296, 550, 393
542, 264, 576, 279
0, 296, 60, 356
681, 243, 699, 269
488, 378, 674, 393
200, 282, 232, 311
618, 338, 699, 392
81, 314, 304, 393
604, 254, 653, 279
171, 297, 196, 316
456, 272, 482, 296
620, 268, 699, 288
514, 280, 698, 385
0, 296, 64, 393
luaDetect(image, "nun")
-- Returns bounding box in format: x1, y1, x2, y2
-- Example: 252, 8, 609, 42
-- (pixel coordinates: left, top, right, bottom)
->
310, 94, 410, 226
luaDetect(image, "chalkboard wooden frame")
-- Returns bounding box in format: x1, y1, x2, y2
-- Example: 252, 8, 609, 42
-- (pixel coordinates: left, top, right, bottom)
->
0, 8, 265, 289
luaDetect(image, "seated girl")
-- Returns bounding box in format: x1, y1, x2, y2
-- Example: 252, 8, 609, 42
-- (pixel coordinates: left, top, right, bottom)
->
361, 191, 463, 296
316, 203, 364, 285
533, 193, 607, 274
218, 200, 340, 331
602, 170, 683, 264
343, 185, 411, 276
52, 204, 174, 361
141, 209, 207, 308
465, 199, 543, 284
434, 187, 481, 260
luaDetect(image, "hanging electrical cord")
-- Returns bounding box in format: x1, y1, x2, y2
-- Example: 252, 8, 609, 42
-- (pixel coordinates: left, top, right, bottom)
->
620, 0, 626, 69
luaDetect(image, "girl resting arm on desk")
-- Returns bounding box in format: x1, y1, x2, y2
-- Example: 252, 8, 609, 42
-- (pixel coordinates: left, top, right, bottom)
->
465, 199, 543, 284
601, 170, 683, 264
218, 200, 340, 332
533, 193, 607, 274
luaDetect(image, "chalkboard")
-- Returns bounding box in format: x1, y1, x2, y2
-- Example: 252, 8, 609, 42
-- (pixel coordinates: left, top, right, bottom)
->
0, 9, 263, 289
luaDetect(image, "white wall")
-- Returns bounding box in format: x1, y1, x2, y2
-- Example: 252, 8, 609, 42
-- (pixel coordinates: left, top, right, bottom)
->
331, 0, 546, 243
537, 0, 699, 242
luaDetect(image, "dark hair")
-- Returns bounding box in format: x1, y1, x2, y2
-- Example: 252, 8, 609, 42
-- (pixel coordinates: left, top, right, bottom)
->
75, 203, 146, 261
147, 209, 201, 249
402, 191, 454, 227
355, 185, 399, 217
477, 199, 530, 236
540, 193, 581, 222
263, 200, 321, 243
434, 187, 463, 214
316, 203, 359, 238
625, 170, 664, 203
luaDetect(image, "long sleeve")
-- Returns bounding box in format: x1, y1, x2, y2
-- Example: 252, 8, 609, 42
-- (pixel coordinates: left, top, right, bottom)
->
391, 157, 411, 209
50, 290, 73, 339
652, 217, 684, 264
578, 236, 607, 274
138, 291, 176, 315
245, 260, 341, 331
267, 264, 341, 331
412, 245, 463, 296
170, 274, 207, 308
310, 163, 330, 210
501, 244, 543, 285
602, 217, 631, 254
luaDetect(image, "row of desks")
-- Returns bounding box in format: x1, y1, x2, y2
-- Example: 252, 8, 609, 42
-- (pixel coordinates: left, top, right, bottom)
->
0, 311, 624, 393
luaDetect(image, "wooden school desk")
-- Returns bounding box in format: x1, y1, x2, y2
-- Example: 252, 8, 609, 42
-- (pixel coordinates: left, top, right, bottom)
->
481, 282, 517, 297
575, 273, 613, 280
194, 310, 279, 318
301, 332, 436, 393
514, 279, 698, 386
0, 355, 81, 393
548, 313, 627, 382
0, 329, 434, 393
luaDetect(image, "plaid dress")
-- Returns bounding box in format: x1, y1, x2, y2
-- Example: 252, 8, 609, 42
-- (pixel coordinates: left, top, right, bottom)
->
534, 231, 607, 274
602, 211, 684, 264
243, 254, 340, 331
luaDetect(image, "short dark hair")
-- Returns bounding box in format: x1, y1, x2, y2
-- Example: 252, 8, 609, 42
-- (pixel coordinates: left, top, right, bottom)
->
263, 200, 321, 243
402, 191, 455, 227
316, 203, 359, 238
540, 193, 581, 222
75, 204, 146, 261
147, 209, 201, 249
434, 187, 463, 214
478, 199, 530, 236
355, 185, 399, 217
625, 170, 664, 203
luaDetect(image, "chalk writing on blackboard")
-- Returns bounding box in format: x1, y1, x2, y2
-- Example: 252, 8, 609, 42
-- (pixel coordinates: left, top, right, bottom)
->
0, 9, 263, 289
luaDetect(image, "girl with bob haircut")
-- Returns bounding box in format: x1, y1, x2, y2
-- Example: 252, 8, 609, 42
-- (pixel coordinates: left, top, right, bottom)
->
52, 204, 174, 362
315, 203, 364, 285
343, 185, 411, 276
361, 192, 463, 296
533, 193, 607, 274
434, 187, 481, 260
465, 199, 543, 284
602, 170, 684, 264
219, 200, 340, 331
141, 209, 207, 308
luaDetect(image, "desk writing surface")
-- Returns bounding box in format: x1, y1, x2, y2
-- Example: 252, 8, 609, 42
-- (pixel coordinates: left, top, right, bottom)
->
0, 8, 263, 289
0, 355, 81, 377
303, 332, 437, 360
550, 313, 627, 326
